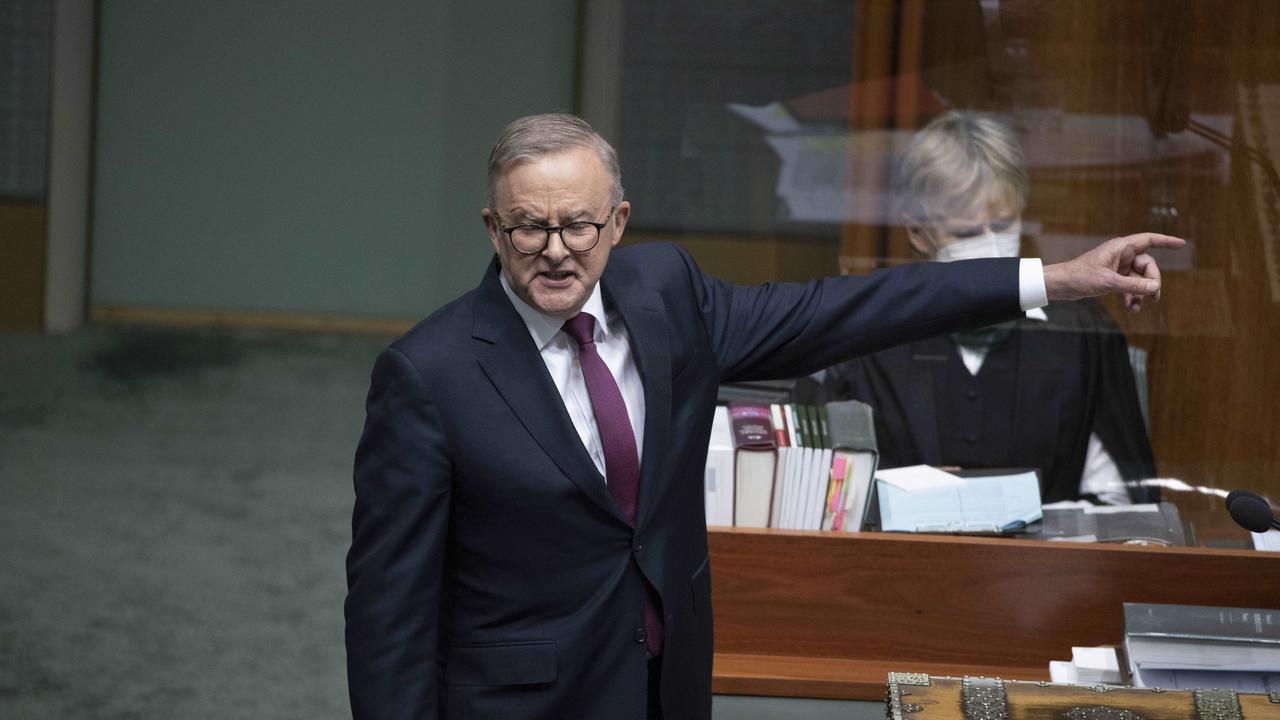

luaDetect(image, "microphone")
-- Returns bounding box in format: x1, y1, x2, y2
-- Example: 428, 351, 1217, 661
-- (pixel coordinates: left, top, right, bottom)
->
1226, 491, 1280, 533
1226, 489, 1267, 510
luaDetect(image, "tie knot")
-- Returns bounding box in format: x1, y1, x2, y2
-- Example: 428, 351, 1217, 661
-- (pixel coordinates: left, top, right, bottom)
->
563, 312, 597, 347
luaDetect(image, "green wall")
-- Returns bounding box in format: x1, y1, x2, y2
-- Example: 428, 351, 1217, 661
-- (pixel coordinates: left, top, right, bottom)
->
91, 0, 578, 319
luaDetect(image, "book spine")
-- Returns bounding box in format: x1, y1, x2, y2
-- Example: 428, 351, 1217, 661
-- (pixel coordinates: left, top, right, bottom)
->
769, 404, 789, 529
729, 405, 776, 450
770, 403, 788, 448
781, 404, 801, 529
826, 456, 848, 531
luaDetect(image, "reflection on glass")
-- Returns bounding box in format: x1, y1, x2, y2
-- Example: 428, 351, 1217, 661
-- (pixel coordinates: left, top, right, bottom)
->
589, 0, 1280, 546
820, 111, 1156, 505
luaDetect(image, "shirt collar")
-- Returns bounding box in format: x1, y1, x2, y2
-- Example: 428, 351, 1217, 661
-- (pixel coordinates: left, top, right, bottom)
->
499, 271, 611, 351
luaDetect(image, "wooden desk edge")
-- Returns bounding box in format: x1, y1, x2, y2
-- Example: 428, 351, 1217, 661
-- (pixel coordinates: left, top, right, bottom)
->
712, 652, 1049, 700
708, 526, 1266, 559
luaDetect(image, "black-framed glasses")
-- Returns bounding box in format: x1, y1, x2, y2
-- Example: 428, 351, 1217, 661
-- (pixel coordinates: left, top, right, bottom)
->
497, 205, 617, 255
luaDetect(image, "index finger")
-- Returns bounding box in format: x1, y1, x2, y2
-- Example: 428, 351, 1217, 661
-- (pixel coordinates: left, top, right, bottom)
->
1116, 232, 1186, 254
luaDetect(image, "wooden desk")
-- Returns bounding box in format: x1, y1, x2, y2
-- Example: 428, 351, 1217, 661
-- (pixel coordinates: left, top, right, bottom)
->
709, 527, 1280, 700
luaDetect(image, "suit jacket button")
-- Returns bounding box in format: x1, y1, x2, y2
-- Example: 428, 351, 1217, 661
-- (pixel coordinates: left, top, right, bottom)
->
633, 543, 643, 555
634, 627, 648, 644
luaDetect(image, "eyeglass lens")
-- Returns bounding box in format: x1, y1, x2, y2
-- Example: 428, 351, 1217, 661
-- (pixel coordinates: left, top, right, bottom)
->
510, 222, 600, 253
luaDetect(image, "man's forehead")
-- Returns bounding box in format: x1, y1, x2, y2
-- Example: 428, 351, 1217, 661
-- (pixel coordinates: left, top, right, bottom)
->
493, 150, 612, 214
497, 148, 605, 184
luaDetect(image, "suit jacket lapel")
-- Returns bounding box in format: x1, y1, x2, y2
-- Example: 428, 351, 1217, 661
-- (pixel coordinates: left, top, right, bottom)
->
471, 259, 625, 524
602, 276, 670, 532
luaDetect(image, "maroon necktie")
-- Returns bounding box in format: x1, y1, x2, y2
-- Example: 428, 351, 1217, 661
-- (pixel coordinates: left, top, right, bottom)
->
563, 312, 663, 655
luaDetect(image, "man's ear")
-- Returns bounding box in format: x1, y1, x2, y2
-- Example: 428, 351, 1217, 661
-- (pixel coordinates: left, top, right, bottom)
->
482, 208, 501, 255
610, 201, 631, 247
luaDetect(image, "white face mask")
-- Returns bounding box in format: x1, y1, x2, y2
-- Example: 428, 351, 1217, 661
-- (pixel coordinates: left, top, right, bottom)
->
933, 227, 1021, 262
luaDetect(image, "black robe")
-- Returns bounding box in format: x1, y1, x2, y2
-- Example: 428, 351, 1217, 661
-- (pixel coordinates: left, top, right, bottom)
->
822, 299, 1157, 503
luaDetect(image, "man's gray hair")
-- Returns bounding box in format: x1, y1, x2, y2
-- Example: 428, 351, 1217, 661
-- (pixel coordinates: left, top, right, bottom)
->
895, 110, 1029, 225
486, 113, 624, 209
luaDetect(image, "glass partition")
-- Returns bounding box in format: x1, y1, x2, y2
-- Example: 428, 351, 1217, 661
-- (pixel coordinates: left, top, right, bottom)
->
582, 0, 1280, 547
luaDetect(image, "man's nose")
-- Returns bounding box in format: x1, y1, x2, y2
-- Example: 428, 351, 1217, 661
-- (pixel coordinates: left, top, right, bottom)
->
542, 229, 571, 261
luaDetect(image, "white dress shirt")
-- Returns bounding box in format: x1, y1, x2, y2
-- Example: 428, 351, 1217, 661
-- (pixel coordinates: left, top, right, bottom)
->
501, 259, 1049, 485
500, 275, 645, 481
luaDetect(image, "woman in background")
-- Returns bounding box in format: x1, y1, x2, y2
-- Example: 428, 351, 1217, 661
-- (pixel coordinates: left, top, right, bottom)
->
823, 110, 1156, 504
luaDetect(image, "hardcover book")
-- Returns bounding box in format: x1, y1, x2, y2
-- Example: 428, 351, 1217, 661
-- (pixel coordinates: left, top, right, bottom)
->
729, 405, 777, 528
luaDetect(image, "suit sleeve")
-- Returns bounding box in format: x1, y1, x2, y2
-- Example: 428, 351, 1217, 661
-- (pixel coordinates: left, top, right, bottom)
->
668, 246, 1023, 382
346, 345, 452, 720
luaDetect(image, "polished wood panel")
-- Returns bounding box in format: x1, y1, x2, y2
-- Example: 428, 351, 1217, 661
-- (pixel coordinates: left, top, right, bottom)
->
841, 0, 899, 271
1003, 0, 1280, 537
833, 0, 1280, 535
1123, 1, 1280, 540
0, 202, 47, 329
709, 527, 1280, 700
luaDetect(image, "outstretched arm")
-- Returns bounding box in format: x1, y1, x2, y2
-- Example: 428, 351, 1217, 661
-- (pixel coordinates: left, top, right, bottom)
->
1043, 233, 1186, 312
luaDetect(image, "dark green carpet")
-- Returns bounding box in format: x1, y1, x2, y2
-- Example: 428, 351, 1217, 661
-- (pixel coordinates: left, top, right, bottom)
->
0, 326, 390, 719
0, 325, 872, 720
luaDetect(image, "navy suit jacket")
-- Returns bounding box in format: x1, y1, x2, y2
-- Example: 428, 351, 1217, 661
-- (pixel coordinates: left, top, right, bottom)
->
345, 242, 1020, 720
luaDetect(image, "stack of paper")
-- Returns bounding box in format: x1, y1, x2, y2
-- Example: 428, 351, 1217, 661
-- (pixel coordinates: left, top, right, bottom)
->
875, 466, 1042, 534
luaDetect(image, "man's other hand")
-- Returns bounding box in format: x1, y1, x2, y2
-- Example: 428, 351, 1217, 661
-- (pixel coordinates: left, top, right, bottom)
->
1042, 233, 1187, 312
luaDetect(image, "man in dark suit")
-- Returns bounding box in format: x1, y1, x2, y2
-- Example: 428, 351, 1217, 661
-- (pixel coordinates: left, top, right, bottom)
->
344, 113, 1180, 720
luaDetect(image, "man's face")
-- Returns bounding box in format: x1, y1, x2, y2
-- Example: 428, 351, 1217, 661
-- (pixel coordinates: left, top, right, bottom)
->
484, 147, 629, 319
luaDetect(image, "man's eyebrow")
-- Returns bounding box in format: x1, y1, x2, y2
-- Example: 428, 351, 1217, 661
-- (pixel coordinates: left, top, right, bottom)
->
503, 208, 546, 224
504, 207, 599, 224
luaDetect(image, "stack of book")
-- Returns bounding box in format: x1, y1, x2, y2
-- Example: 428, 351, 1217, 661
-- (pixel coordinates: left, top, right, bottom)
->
703, 400, 878, 531
1124, 602, 1280, 691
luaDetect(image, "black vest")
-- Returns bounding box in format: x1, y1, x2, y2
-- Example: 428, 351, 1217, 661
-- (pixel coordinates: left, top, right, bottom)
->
935, 333, 1020, 470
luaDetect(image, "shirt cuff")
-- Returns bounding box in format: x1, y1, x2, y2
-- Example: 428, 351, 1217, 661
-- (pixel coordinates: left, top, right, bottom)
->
1018, 258, 1049, 311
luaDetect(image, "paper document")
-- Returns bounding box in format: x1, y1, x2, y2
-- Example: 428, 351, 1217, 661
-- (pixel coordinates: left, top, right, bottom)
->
1085, 504, 1159, 515
1253, 529, 1280, 552
876, 468, 1042, 533
875, 465, 964, 492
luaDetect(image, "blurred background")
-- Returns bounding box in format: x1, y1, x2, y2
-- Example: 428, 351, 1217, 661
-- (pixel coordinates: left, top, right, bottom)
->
3, 1, 1279, 718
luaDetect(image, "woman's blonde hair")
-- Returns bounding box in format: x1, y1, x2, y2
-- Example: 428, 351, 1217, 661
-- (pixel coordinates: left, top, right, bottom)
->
895, 110, 1028, 226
